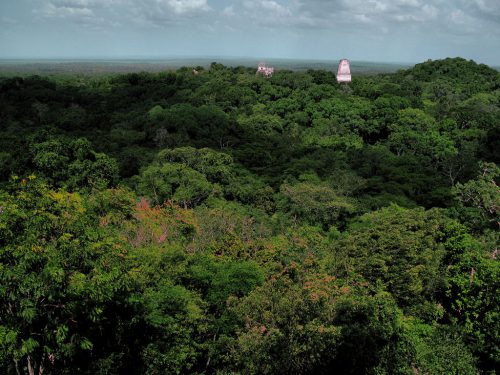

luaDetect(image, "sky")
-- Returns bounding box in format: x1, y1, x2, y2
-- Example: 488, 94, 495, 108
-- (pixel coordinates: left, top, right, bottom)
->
1, 0, 500, 64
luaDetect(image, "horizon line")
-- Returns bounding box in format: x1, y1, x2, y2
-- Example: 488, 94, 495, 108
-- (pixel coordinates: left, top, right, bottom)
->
0, 55, 426, 66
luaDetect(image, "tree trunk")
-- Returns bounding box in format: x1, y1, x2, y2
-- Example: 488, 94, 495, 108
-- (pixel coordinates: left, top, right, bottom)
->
13, 359, 20, 375
27, 356, 35, 375
27, 356, 44, 375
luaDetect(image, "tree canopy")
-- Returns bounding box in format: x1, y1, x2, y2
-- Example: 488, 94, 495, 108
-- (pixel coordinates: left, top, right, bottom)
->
0, 57, 498, 374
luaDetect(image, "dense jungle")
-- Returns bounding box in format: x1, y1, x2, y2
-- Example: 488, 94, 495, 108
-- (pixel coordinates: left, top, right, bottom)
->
0, 57, 499, 374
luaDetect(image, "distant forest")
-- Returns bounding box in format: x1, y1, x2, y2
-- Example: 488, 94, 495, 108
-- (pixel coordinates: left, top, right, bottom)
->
0, 57, 498, 374
0, 58, 410, 76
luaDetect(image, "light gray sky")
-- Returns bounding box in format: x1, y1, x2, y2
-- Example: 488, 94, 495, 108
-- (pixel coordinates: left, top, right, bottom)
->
1, 0, 499, 64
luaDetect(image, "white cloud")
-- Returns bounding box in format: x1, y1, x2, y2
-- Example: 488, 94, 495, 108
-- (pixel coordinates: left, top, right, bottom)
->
241, 0, 294, 26
243, 0, 292, 17
32, 0, 500, 36
129, 0, 212, 27
472, 0, 500, 15
218, 0, 443, 32
42, 3, 94, 18
457, 0, 500, 34
220, 0, 316, 29
50, 0, 123, 8
0, 16, 19, 25
36, 0, 210, 28
222, 5, 236, 17
294, 0, 440, 26
36, 0, 124, 27
166, 0, 210, 15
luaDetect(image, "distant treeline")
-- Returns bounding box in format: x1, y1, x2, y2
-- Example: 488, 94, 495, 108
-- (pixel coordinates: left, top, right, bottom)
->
0, 58, 410, 76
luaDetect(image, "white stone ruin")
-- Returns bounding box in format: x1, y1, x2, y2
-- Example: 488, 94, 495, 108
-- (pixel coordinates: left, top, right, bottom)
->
256, 62, 274, 78
336, 59, 352, 83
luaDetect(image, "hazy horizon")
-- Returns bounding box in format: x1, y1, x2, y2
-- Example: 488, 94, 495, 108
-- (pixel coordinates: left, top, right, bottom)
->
0, 56, 418, 64
0, 56, 421, 77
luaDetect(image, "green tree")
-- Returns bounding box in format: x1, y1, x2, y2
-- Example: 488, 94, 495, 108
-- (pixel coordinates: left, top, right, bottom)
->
278, 180, 356, 228
453, 161, 500, 231
332, 205, 448, 315
225, 273, 404, 375
0, 177, 129, 374
156, 147, 234, 184
29, 137, 119, 190
138, 162, 217, 207
442, 221, 499, 370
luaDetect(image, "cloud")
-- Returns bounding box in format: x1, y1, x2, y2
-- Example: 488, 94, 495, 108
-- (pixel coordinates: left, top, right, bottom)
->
219, 0, 443, 31
36, 0, 211, 28
41, 0, 123, 15
49, 0, 124, 8
220, 0, 500, 38
463, 0, 500, 27
166, 0, 210, 15
472, 0, 500, 16
32, 0, 500, 36
0, 16, 19, 25
221, 0, 315, 29
130, 0, 212, 26
294, 0, 441, 28
222, 5, 236, 17
240, 0, 295, 26
36, 0, 124, 27
39, 2, 98, 24
42, 4, 93, 18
